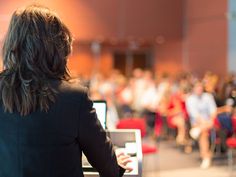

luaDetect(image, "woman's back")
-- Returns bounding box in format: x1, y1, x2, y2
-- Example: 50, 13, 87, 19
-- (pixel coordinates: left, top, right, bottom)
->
0, 80, 122, 177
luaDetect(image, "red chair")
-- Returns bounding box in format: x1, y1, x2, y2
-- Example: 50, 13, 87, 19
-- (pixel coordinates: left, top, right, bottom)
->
116, 118, 157, 154
154, 112, 163, 138
226, 117, 236, 172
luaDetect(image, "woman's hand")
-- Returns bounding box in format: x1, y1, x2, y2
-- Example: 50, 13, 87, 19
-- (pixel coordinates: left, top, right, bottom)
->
116, 152, 133, 172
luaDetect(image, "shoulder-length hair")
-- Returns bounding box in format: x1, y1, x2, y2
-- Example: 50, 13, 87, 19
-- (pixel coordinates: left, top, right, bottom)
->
1, 4, 73, 116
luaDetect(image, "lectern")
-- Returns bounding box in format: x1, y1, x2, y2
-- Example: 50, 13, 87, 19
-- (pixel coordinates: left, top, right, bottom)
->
83, 129, 143, 177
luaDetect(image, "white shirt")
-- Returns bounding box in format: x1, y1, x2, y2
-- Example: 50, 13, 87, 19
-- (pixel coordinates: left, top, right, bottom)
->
186, 92, 216, 125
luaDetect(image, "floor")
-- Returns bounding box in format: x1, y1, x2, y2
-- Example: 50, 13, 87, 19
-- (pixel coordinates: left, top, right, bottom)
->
142, 140, 232, 177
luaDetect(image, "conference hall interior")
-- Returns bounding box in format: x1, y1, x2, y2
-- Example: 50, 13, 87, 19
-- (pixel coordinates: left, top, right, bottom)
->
1, 0, 236, 177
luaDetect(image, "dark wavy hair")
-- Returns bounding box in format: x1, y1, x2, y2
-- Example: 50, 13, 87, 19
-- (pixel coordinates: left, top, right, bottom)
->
0, 5, 73, 116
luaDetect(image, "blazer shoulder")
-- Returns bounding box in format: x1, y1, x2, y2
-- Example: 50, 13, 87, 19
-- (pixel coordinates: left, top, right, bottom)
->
58, 79, 89, 99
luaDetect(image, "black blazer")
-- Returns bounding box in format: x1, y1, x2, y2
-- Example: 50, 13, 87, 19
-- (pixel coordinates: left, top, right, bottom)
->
0, 80, 124, 177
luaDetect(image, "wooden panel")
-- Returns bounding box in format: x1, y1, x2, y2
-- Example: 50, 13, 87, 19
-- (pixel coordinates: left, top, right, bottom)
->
185, 0, 228, 77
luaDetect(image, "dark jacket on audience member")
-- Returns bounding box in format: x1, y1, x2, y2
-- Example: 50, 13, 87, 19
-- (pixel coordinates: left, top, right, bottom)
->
0, 80, 124, 177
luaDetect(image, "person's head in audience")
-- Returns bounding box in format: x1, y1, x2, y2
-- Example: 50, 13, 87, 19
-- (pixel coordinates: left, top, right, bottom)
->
178, 82, 191, 100
143, 70, 154, 82
1, 4, 73, 115
204, 74, 219, 93
132, 68, 143, 79
193, 81, 204, 96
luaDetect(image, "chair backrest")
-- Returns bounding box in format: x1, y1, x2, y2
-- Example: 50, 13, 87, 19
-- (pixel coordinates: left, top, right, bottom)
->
232, 116, 236, 133
213, 117, 221, 129
116, 118, 146, 137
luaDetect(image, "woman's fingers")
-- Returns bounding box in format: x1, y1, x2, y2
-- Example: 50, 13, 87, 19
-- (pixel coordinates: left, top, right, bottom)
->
120, 158, 132, 166
117, 154, 133, 172
118, 154, 130, 161
116, 152, 125, 158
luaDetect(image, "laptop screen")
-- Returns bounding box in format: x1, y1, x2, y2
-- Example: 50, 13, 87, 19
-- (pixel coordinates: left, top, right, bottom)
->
93, 100, 107, 129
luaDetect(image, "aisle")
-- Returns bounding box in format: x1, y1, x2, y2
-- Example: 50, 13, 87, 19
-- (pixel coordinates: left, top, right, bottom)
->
146, 167, 228, 177
143, 140, 230, 177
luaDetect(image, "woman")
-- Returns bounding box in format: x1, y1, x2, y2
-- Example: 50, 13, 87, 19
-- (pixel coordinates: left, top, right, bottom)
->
0, 5, 131, 177
167, 85, 188, 145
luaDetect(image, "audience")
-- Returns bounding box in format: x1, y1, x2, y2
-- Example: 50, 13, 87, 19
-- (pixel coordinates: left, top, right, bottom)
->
82, 69, 236, 169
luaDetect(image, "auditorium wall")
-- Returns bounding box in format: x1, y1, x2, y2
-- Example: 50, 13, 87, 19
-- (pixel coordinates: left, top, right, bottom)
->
0, 0, 229, 78
184, 0, 228, 77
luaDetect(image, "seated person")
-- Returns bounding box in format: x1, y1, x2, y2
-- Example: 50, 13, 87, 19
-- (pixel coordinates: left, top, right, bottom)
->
167, 85, 188, 146
186, 81, 217, 169
215, 87, 236, 152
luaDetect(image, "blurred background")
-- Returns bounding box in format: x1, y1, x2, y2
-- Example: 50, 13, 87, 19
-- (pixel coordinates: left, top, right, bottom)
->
1, 0, 236, 177
1, 0, 235, 77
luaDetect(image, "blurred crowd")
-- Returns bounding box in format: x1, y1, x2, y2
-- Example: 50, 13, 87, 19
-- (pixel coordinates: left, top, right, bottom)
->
79, 68, 236, 169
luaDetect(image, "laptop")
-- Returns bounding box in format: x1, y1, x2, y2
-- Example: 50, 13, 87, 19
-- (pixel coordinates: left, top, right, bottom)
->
92, 100, 107, 129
